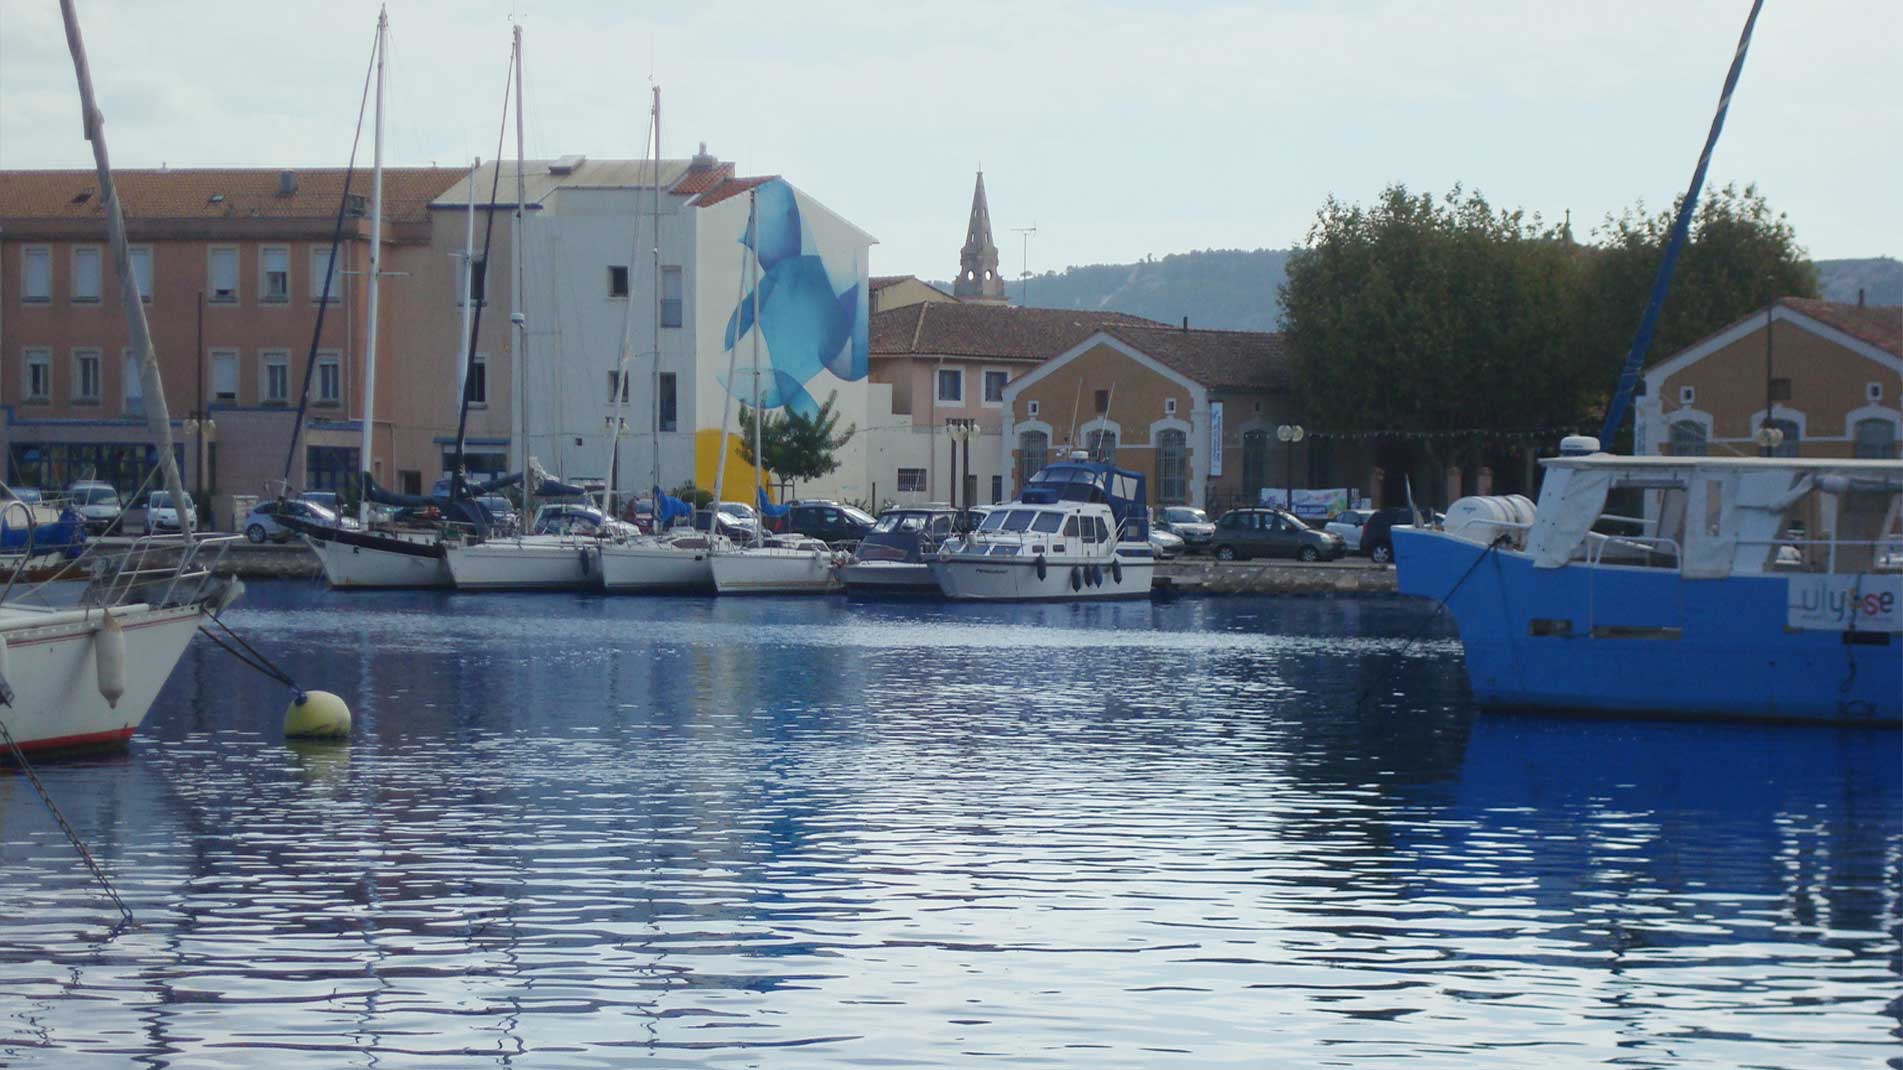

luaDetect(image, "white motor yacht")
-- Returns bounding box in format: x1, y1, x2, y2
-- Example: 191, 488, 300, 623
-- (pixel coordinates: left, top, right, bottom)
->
931, 459, 1155, 602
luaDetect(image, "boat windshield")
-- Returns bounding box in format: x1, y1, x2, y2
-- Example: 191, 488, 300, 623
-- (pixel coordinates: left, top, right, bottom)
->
1032, 512, 1063, 534
978, 510, 1011, 531
876, 512, 927, 533
1002, 509, 1038, 532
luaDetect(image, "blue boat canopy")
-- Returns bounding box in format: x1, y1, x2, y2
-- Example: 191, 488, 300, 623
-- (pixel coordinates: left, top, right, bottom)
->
1018, 461, 1149, 540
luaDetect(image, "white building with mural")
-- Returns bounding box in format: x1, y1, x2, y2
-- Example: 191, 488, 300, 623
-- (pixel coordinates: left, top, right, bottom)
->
429, 151, 873, 505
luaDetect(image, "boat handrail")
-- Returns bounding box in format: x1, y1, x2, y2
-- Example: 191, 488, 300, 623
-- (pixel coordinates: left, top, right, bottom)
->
98, 532, 238, 608
1736, 535, 1903, 575
1586, 533, 1681, 569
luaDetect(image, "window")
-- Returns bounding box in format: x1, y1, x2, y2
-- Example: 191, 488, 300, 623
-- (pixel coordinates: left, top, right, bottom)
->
211, 349, 239, 401
1018, 429, 1048, 488
1765, 417, 1799, 458
936, 368, 963, 404
983, 369, 1008, 404
1868, 382, 1884, 403
467, 354, 488, 406
261, 246, 290, 303
990, 475, 1002, 503
467, 257, 486, 304
122, 351, 143, 416
129, 246, 153, 302
1094, 389, 1109, 414
608, 265, 629, 298
208, 247, 239, 303
1164, 397, 1177, 416
1768, 378, 1792, 403
22, 247, 51, 302
1242, 429, 1270, 495
262, 351, 290, 404
897, 467, 927, 493
1678, 385, 1696, 405
400, 470, 423, 496
1087, 428, 1117, 463
72, 247, 102, 302
1027, 399, 1039, 417
311, 246, 339, 302
71, 349, 102, 402
658, 372, 677, 432
1157, 428, 1187, 504
1853, 418, 1897, 459
24, 349, 51, 402
608, 370, 630, 402
1668, 420, 1707, 457
661, 266, 683, 327
317, 354, 342, 405
305, 445, 359, 495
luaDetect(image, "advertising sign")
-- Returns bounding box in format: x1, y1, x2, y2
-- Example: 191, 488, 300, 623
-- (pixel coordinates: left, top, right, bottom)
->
1787, 574, 1902, 632
1256, 487, 1352, 519
1209, 402, 1223, 478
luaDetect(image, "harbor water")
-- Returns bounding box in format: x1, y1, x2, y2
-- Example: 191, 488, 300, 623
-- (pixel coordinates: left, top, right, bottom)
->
0, 584, 1897, 1067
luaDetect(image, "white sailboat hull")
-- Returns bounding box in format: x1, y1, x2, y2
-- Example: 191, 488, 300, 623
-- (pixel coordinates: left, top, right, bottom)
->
307, 532, 450, 589
599, 541, 715, 592
930, 551, 1153, 602
709, 547, 841, 595
0, 603, 206, 754
445, 538, 599, 591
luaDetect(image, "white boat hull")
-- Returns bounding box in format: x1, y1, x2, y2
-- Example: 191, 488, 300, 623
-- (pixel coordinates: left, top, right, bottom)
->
931, 552, 1153, 602
841, 560, 939, 595
445, 538, 599, 591
710, 548, 841, 595
307, 533, 450, 589
0, 603, 205, 754
598, 541, 715, 592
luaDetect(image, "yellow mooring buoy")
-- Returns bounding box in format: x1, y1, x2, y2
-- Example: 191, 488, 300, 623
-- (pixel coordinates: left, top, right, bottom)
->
284, 690, 352, 739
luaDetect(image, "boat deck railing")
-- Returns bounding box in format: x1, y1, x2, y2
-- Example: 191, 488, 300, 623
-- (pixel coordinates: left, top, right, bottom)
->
95, 532, 239, 608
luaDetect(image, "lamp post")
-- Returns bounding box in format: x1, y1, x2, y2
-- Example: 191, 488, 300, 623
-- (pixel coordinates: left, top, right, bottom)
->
947, 418, 975, 511
1277, 423, 1305, 513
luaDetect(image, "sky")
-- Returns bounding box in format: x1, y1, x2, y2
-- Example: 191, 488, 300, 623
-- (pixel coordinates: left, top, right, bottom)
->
1, 0, 1895, 281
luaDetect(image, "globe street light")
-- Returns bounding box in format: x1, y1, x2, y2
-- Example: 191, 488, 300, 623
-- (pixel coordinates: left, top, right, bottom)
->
1277, 424, 1305, 513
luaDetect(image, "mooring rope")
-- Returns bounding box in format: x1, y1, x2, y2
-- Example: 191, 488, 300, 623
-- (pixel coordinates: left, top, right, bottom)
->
0, 715, 134, 927
1358, 534, 1510, 712
198, 615, 301, 696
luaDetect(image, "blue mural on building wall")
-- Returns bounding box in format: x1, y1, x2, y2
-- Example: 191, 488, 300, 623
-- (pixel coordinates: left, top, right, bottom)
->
722, 179, 868, 418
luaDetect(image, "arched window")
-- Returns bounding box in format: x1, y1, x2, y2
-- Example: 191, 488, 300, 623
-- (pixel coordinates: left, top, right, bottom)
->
1157, 429, 1187, 504
1854, 417, 1897, 459
1668, 420, 1706, 456
1087, 428, 1117, 464
1018, 430, 1048, 488
1242, 430, 1270, 499
1766, 417, 1800, 458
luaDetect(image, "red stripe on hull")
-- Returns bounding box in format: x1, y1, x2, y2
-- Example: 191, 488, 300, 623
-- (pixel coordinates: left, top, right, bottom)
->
6, 726, 136, 755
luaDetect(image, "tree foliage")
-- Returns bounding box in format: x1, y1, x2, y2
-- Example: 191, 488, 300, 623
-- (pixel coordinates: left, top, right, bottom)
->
1281, 183, 1819, 442
736, 390, 857, 484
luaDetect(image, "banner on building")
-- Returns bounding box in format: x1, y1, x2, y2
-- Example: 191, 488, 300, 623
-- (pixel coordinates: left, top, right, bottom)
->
1209, 402, 1224, 478
1256, 487, 1352, 519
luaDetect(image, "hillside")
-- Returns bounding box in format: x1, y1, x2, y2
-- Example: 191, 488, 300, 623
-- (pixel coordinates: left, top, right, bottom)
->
938, 251, 1900, 332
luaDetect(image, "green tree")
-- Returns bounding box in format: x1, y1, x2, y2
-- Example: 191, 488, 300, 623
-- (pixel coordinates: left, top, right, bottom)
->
736, 390, 857, 486
1281, 184, 1595, 440
1580, 182, 1818, 389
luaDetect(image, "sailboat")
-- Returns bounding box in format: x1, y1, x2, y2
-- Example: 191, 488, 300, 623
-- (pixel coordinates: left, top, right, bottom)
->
0, 0, 244, 755
705, 189, 843, 596
442, 25, 605, 592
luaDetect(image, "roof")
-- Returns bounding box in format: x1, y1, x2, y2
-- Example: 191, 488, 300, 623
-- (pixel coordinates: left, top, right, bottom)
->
692, 175, 777, 208
869, 275, 911, 291
670, 161, 734, 196
0, 167, 463, 224
431, 158, 698, 208
1782, 298, 1902, 357
1100, 323, 1291, 392
869, 302, 1163, 361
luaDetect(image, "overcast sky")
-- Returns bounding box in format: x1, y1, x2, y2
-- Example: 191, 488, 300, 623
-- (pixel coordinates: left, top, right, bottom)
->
2, 1, 1894, 280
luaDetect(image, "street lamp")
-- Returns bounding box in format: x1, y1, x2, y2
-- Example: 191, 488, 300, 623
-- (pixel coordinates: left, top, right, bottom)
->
1277, 423, 1305, 512
947, 418, 976, 511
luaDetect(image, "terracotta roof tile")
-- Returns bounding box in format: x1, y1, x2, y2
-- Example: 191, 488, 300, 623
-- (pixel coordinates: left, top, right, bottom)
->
869, 274, 911, 291
1783, 297, 1903, 357
869, 302, 1163, 361
1100, 323, 1291, 391
0, 167, 463, 225
692, 175, 776, 208
670, 161, 734, 196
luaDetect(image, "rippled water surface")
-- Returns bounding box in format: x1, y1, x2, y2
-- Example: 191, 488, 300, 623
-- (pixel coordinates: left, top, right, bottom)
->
1, 584, 1898, 1068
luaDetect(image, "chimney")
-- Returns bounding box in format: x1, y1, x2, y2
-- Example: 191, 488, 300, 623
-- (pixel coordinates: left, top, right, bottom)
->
277, 170, 297, 197
690, 142, 718, 171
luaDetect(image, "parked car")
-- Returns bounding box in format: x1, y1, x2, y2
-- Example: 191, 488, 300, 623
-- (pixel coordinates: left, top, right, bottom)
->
64, 481, 123, 534
1149, 525, 1186, 559
143, 490, 195, 535
300, 491, 342, 515
1209, 507, 1345, 562
1325, 508, 1373, 552
244, 498, 350, 543
717, 501, 761, 540
784, 501, 876, 545
1359, 506, 1444, 564
1156, 506, 1216, 552
692, 508, 756, 540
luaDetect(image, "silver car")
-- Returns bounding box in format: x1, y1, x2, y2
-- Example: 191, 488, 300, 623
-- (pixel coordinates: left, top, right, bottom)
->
1325, 508, 1372, 552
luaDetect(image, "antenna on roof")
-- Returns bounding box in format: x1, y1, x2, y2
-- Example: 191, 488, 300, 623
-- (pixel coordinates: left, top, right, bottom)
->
1011, 222, 1037, 307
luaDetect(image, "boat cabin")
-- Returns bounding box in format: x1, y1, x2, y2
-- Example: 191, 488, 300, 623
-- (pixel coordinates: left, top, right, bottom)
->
855, 507, 960, 563
1017, 460, 1150, 542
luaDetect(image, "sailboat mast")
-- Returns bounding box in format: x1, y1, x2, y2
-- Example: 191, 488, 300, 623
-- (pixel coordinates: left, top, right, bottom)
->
57, 0, 190, 535
603, 102, 645, 517
651, 85, 663, 500
749, 190, 764, 549
356, 6, 387, 526
456, 157, 476, 409
511, 25, 532, 525
708, 202, 749, 532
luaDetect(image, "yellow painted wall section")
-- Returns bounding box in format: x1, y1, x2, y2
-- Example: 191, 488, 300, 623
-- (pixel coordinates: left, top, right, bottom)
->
691, 428, 778, 504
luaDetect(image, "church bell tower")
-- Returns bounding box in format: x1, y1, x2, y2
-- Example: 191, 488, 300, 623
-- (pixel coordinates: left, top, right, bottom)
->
954, 171, 1007, 304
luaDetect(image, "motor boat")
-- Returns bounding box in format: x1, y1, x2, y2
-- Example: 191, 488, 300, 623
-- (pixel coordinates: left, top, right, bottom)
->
842, 506, 960, 595
931, 458, 1155, 601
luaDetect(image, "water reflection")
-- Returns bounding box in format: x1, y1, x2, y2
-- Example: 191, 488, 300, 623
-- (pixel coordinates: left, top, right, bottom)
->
0, 585, 1893, 1067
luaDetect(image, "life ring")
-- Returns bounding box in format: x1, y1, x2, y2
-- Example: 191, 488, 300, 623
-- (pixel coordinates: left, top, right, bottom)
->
1111, 558, 1123, 585
1035, 554, 1047, 581
1070, 566, 1082, 592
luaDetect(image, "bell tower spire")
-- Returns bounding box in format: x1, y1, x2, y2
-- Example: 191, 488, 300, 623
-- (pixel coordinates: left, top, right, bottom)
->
954, 170, 1007, 304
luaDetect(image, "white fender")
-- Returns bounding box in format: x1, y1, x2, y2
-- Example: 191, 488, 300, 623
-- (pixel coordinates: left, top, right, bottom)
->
96, 610, 126, 710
